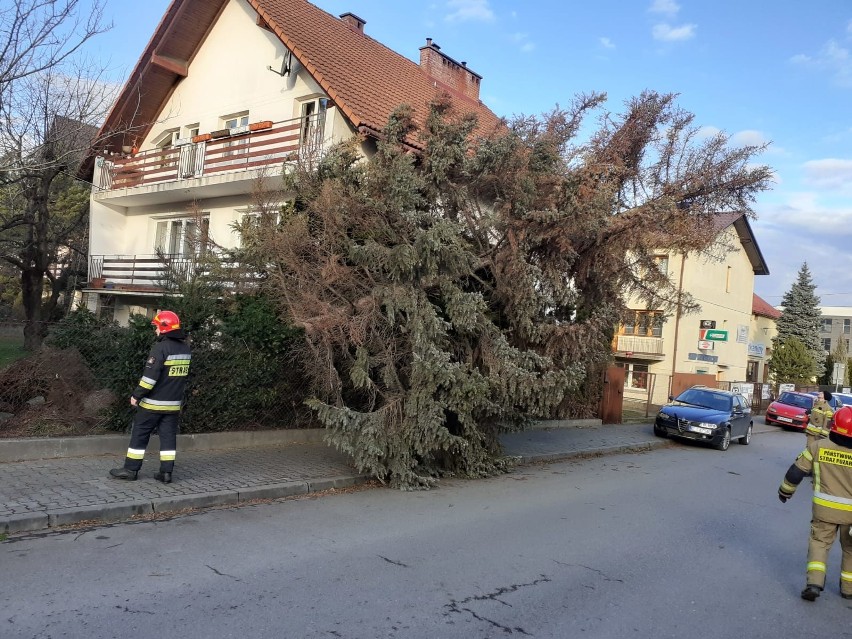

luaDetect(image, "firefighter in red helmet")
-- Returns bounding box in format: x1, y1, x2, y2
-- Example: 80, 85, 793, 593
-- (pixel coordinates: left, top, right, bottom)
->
109, 310, 191, 484
779, 405, 852, 600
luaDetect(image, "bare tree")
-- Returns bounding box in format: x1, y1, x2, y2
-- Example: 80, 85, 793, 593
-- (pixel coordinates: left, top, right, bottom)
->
0, 1, 110, 350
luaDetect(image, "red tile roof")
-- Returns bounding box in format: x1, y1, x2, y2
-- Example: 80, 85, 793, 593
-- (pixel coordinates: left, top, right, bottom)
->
252, 0, 502, 142
95, 0, 502, 154
753, 293, 781, 319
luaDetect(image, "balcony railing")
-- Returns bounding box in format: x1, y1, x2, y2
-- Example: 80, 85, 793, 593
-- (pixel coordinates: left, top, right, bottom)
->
88, 254, 257, 292
96, 114, 324, 192
615, 334, 665, 356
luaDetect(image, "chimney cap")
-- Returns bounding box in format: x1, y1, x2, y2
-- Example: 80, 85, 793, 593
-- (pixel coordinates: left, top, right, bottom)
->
339, 12, 366, 30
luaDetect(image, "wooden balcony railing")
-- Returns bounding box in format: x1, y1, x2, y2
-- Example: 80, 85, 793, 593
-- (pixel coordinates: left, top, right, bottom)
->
88, 254, 257, 291
97, 114, 324, 191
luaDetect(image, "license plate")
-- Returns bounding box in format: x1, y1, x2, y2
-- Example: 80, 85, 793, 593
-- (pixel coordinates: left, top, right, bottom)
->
777, 416, 793, 423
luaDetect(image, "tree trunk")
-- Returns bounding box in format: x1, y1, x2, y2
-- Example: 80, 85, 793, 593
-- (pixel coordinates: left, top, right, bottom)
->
21, 266, 45, 351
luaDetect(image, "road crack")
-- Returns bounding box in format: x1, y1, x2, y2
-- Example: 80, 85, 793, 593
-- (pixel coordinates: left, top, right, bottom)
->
444, 575, 550, 635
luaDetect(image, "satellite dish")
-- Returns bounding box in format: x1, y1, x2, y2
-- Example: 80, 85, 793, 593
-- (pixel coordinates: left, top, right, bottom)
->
267, 48, 292, 77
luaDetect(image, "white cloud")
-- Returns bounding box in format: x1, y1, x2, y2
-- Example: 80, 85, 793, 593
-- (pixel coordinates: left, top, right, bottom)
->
652, 23, 696, 42
696, 125, 721, 139
511, 32, 535, 53
445, 0, 495, 23
731, 129, 769, 147
791, 39, 852, 86
803, 158, 852, 190
600, 37, 615, 49
649, 0, 680, 16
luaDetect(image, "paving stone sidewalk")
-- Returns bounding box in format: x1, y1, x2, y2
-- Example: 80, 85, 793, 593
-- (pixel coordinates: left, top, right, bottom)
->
0, 422, 683, 535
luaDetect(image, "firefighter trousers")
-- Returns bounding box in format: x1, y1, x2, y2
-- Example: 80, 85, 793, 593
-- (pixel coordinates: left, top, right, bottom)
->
806, 518, 852, 595
122, 408, 179, 473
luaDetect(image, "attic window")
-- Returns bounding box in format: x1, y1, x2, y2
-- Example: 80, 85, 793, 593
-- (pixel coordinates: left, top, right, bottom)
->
153, 128, 180, 148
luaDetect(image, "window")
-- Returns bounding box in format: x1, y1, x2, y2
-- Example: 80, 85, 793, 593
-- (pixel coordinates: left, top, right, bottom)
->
155, 216, 210, 257
653, 255, 669, 276
221, 112, 249, 158
621, 311, 664, 337
623, 363, 649, 390
153, 128, 180, 148
224, 113, 249, 132
845, 319, 850, 334
822, 318, 833, 332
746, 360, 758, 382
300, 98, 328, 150
823, 337, 832, 352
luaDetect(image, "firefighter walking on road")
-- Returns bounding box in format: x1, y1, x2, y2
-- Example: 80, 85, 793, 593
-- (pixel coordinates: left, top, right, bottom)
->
109, 310, 191, 484
805, 390, 834, 446
778, 405, 852, 601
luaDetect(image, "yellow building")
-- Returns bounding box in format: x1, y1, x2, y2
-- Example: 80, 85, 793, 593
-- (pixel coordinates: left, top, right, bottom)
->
614, 213, 770, 406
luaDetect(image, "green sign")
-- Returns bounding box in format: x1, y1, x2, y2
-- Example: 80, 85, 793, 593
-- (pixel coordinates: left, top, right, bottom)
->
702, 329, 728, 341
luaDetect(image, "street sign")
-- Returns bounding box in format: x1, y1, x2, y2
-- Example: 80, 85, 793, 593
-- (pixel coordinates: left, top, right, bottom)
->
697, 340, 714, 350
699, 329, 728, 341
700, 319, 716, 329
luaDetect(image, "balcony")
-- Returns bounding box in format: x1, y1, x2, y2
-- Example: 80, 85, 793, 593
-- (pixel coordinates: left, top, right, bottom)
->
614, 334, 665, 360
87, 254, 257, 294
93, 115, 324, 206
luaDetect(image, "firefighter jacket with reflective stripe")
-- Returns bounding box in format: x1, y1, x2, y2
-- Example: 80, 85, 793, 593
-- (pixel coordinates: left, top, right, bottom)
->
131, 330, 191, 412
779, 437, 852, 525
805, 399, 834, 439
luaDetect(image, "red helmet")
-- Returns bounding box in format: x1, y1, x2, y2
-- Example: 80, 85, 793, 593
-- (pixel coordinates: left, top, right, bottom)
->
832, 406, 852, 437
151, 310, 181, 333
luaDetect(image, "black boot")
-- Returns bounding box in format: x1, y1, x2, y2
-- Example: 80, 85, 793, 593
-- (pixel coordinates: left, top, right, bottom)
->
801, 584, 822, 601
109, 468, 138, 481
155, 472, 172, 484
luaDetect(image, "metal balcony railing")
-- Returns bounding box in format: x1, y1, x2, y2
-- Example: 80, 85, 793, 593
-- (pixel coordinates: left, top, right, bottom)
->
88, 254, 257, 291
96, 114, 325, 191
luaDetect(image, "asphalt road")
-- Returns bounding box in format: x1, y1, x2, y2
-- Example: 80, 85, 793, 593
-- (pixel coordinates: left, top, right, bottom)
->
3, 419, 847, 639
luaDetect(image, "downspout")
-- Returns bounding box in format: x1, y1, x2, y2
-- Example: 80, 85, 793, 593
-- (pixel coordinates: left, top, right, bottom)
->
670, 252, 687, 386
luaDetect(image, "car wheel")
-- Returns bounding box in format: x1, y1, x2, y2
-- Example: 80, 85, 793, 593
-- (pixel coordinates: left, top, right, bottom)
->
653, 423, 668, 438
739, 423, 753, 445
715, 427, 731, 451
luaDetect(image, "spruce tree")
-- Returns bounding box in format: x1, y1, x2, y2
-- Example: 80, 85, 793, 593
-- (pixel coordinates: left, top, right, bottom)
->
249, 93, 773, 488
770, 338, 817, 386
772, 263, 824, 379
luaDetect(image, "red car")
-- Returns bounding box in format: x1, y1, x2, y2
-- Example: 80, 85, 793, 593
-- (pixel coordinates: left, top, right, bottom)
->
765, 391, 814, 430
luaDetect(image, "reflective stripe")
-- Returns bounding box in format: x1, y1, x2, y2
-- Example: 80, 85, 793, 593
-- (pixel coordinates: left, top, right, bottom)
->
139, 398, 182, 406
780, 480, 796, 494
813, 494, 852, 512
802, 449, 814, 461
138, 376, 156, 389
842, 572, 852, 582
808, 561, 826, 573
815, 491, 852, 506
160, 450, 176, 461
126, 448, 145, 460
139, 399, 181, 412
165, 354, 191, 363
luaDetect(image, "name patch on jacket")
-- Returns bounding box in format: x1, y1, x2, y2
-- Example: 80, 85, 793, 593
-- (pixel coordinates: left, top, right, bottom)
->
819, 449, 852, 468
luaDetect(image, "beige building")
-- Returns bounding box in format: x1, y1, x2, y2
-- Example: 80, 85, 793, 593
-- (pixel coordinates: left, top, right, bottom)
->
82, 0, 500, 323
614, 213, 770, 405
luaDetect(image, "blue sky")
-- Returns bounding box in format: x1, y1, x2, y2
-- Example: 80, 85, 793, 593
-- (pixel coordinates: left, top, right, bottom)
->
90, 0, 852, 308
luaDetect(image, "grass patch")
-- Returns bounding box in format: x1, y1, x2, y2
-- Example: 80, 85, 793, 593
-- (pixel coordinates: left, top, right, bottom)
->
0, 336, 26, 368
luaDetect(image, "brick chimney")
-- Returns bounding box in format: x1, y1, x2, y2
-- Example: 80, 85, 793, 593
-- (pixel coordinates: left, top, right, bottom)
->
418, 38, 482, 101
339, 12, 366, 33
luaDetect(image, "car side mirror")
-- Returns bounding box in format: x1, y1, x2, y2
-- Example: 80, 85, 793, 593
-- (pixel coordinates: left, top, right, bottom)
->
806, 409, 812, 415
668, 395, 674, 402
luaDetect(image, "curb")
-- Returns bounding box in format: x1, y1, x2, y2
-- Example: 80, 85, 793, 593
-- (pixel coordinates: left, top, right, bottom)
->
2, 475, 371, 535
508, 439, 673, 465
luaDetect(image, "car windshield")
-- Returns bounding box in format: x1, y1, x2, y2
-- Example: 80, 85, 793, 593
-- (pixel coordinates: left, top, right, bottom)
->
777, 392, 813, 409
674, 389, 732, 412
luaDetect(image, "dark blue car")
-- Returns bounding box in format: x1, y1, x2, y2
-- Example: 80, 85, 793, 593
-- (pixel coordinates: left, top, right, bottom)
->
654, 386, 753, 451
